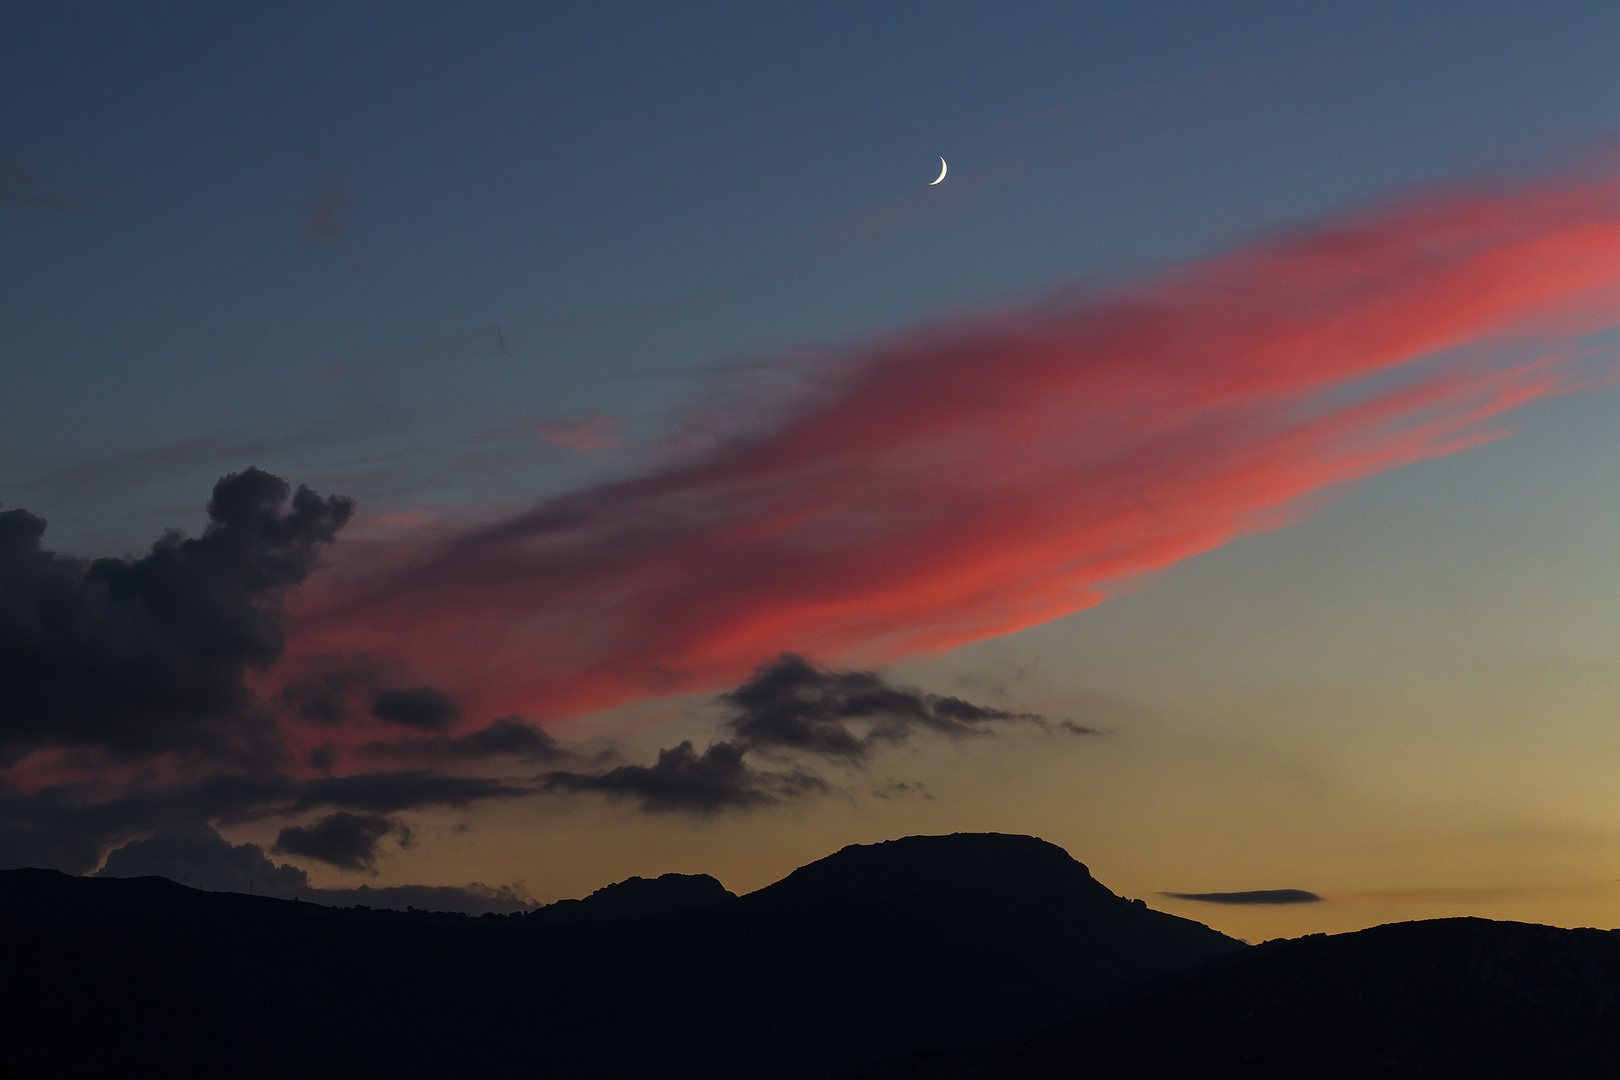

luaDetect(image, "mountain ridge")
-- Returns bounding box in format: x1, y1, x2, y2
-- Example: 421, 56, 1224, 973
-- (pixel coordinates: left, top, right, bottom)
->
0, 832, 1239, 1079
524, 870, 736, 924
848, 914, 1620, 1079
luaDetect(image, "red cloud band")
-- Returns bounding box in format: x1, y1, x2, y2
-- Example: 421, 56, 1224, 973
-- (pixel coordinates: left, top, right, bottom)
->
291, 174, 1620, 724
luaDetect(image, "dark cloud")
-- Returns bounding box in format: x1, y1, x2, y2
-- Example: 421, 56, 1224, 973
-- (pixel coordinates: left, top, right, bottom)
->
276, 657, 468, 737
360, 716, 565, 762
301, 157, 353, 241
278, 654, 466, 738
542, 740, 826, 814
1161, 889, 1323, 906
291, 770, 532, 814
721, 653, 1047, 760
534, 656, 1051, 815
99, 823, 310, 893
0, 475, 536, 874
0, 768, 529, 875
307, 741, 337, 771
95, 825, 533, 912
1059, 720, 1101, 736
277, 663, 372, 726
0, 771, 297, 874
274, 811, 398, 871
871, 781, 932, 800
0, 468, 352, 760
369, 687, 462, 731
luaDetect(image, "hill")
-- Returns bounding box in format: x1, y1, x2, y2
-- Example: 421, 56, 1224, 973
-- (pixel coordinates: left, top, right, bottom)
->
0, 833, 1239, 1079
523, 870, 735, 924
851, 916, 1620, 1079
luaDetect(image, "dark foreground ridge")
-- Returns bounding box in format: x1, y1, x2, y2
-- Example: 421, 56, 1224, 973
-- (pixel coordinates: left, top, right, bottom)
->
850, 916, 1620, 1080
0, 833, 1238, 1079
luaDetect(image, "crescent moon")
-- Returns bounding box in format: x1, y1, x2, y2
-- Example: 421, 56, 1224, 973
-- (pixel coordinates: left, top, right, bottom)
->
930, 157, 947, 185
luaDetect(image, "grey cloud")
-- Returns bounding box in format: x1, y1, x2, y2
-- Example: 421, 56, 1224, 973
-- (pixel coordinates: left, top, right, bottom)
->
535, 655, 1055, 816
276, 656, 468, 738
871, 781, 931, 800
96, 825, 532, 913
307, 741, 338, 771
99, 823, 310, 893
0, 468, 352, 760
722, 653, 1047, 760
278, 662, 373, 726
0, 767, 531, 876
541, 740, 826, 814
369, 687, 462, 731
274, 811, 399, 871
0, 771, 297, 875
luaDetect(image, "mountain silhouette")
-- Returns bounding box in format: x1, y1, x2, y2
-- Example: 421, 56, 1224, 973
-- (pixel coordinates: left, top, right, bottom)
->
524, 870, 735, 925
0, 832, 1237, 1079
849, 916, 1620, 1079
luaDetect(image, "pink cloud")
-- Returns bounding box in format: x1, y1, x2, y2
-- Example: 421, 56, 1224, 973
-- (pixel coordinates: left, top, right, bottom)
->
288, 170, 1620, 725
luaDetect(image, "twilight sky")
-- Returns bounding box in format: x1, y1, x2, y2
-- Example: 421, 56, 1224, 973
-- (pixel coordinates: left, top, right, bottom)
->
9, 1, 1620, 940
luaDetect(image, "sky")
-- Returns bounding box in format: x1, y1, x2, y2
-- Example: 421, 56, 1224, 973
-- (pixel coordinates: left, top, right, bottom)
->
9, 1, 1620, 940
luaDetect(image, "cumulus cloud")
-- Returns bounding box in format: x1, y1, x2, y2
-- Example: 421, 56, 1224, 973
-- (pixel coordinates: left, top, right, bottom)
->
3, 657, 1034, 855
95, 825, 533, 913
0, 771, 298, 875
1161, 889, 1322, 905
722, 653, 1046, 759
99, 823, 310, 893
276, 656, 473, 746
291, 169, 1620, 724
274, 811, 400, 871
0, 467, 352, 760
0, 454, 557, 875
0, 767, 534, 876
276, 661, 374, 725
541, 740, 826, 814
369, 686, 462, 731
538, 656, 1045, 814
0, 655, 1045, 863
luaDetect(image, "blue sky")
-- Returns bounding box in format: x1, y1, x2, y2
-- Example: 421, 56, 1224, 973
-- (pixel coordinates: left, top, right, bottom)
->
9, 2, 1620, 934
11, 2, 1620, 548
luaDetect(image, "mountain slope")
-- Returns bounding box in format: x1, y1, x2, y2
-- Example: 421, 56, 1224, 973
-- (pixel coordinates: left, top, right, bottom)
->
576, 833, 1244, 1077
852, 916, 1620, 1079
700, 833, 1242, 1066
0, 833, 1239, 1080
524, 870, 735, 924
